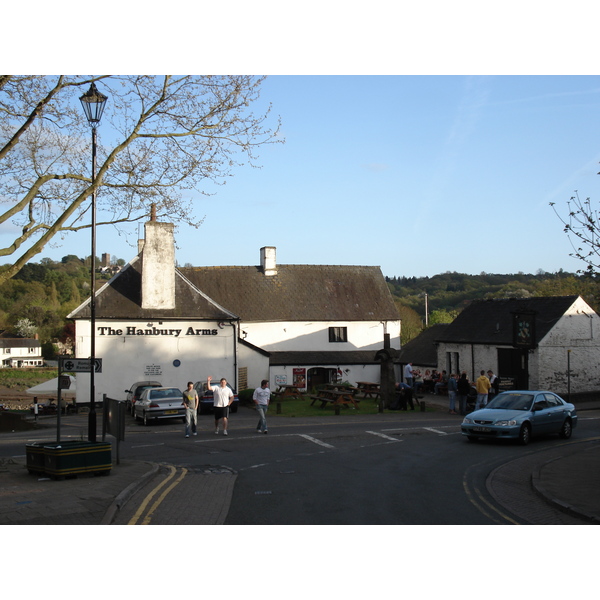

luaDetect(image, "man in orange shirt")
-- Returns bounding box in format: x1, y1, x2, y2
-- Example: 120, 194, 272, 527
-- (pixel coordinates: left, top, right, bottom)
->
475, 370, 491, 410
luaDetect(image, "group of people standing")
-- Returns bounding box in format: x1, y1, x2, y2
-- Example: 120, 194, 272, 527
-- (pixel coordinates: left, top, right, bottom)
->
447, 369, 499, 415
402, 362, 499, 416
181, 377, 272, 438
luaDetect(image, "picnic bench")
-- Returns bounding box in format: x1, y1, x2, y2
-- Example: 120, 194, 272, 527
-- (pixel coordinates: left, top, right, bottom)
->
355, 381, 381, 399
310, 388, 360, 410
272, 384, 305, 400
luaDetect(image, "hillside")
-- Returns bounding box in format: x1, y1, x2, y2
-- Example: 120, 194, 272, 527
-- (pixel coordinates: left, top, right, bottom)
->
1, 255, 599, 354
386, 270, 600, 344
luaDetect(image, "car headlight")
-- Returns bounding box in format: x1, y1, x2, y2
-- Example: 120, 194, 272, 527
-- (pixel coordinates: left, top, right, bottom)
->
462, 418, 473, 424
495, 419, 517, 427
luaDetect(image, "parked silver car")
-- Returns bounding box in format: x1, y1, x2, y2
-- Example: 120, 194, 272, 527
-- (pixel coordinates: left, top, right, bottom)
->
134, 386, 185, 426
125, 380, 162, 416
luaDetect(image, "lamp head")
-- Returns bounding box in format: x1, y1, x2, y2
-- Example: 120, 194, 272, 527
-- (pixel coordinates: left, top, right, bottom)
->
80, 82, 108, 127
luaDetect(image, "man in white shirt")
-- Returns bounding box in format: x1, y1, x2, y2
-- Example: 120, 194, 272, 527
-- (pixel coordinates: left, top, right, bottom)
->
253, 379, 271, 434
404, 362, 414, 388
207, 376, 234, 435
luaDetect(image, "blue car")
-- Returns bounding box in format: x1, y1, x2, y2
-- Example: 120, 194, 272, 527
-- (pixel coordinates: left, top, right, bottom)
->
461, 390, 577, 445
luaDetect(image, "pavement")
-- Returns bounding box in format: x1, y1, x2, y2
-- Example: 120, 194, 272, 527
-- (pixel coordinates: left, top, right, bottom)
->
0, 395, 598, 525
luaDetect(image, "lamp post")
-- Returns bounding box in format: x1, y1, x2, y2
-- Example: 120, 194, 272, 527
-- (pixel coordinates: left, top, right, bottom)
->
80, 82, 108, 442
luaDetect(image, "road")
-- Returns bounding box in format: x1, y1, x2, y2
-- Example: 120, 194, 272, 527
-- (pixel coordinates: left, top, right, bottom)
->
1, 406, 598, 525
106, 407, 600, 525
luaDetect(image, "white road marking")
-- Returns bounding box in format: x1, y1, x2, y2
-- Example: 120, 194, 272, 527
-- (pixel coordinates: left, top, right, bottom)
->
423, 427, 448, 435
298, 434, 335, 448
365, 431, 402, 442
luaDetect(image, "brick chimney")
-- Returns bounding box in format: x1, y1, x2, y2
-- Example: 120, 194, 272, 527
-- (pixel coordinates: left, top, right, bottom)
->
141, 212, 175, 309
260, 246, 277, 276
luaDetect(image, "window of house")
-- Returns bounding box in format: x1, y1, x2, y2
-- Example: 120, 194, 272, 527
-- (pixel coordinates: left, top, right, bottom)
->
328, 327, 348, 343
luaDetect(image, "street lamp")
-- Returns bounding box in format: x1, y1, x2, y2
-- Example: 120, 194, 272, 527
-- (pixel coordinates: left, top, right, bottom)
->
80, 82, 108, 442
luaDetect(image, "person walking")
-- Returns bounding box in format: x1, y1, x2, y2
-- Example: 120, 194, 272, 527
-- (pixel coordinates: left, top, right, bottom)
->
253, 379, 271, 434
207, 376, 234, 435
403, 362, 414, 388
447, 373, 458, 414
456, 372, 471, 415
182, 381, 199, 438
475, 370, 491, 410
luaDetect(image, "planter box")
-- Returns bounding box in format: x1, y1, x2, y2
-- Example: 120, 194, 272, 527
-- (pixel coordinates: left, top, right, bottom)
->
26, 441, 112, 478
25, 441, 51, 474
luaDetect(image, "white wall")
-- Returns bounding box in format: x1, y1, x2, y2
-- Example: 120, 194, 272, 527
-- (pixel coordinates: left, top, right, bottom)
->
269, 363, 381, 390
241, 320, 401, 352
535, 297, 600, 394
74, 319, 237, 403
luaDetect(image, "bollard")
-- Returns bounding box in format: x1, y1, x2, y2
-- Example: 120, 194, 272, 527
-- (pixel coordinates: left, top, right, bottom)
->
420, 401, 426, 412
335, 405, 341, 416
277, 402, 282, 414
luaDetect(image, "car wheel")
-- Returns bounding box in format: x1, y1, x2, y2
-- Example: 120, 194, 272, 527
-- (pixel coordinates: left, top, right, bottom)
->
143, 412, 150, 426
559, 418, 572, 439
518, 423, 531, 445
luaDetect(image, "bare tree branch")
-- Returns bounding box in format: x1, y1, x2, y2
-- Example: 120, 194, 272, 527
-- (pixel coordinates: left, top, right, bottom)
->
550, 184, 600, 275
0, 75, 283, 286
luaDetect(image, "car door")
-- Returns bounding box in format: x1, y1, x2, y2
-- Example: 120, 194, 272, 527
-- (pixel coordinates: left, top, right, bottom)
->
136, 389, 150, 417
530, 393, 553, 435
544, 393, 568, 433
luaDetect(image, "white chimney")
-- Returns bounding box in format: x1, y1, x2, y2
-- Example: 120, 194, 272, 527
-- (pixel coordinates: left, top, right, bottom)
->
260, 246, 277, 276
141, 219, 176, 309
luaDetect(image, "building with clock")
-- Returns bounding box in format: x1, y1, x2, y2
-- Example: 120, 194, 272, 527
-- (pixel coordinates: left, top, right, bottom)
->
432, 295, 600, 395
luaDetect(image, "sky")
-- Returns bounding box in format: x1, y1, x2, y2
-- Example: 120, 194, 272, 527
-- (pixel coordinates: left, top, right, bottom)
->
3, 75, 599, 280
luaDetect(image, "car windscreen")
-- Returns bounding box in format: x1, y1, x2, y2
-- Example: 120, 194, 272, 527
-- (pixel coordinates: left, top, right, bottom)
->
487, 393, 534, 411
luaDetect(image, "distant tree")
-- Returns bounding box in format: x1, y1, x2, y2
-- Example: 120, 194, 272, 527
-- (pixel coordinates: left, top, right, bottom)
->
0, 75, 282, 286
428, 309, 458, 325
551, 189, 600, 274
394, 299, 423, 345
15, 317, 37, 337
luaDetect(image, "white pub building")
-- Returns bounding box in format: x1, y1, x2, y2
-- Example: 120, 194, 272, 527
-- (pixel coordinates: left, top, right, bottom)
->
68, 215, 401, 404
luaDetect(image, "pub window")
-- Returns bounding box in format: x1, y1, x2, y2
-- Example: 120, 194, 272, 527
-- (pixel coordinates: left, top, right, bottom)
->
328, 327, 348, 343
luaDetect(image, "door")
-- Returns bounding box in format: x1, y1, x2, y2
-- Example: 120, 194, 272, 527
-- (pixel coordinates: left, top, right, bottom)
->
497, 348, 529, 389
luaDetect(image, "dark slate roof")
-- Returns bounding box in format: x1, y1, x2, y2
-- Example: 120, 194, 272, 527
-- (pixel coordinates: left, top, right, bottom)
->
397, 324, 450, 367
434, 296, 580, 346
180, 264, 399, 322
69, 257, 236, 321
0, 336, 41, 348
269, 350, 380, 366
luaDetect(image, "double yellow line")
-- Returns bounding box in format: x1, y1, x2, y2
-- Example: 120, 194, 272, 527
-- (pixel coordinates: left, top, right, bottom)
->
128, 465, 188, 525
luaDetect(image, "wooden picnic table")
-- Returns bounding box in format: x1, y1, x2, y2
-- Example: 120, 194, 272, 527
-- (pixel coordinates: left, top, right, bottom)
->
309, 388, 360, 410
355, 381, 381, 399
273, 384, 305, 399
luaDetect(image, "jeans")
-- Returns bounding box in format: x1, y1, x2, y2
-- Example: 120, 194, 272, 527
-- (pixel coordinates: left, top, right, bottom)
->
185, 407, 197, 436
448, 391, 456, 412
256, 403, 268, 431
475, 394, 488, 410
457, 394, 468, 415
